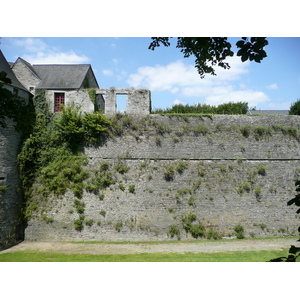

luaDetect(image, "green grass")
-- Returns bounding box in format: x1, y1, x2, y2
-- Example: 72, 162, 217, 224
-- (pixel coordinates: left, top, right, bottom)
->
0, 248, 290, 262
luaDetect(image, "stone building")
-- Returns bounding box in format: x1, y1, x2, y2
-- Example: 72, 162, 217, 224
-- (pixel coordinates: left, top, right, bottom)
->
11, 56, 151, 116
11, 57, 105, 113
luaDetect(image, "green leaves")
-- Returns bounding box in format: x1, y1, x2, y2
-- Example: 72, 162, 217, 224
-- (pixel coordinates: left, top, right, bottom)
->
149, 37, 268, 78
287, 180, 300, 212
55, 105, 112, 151
236, 37, 268, 63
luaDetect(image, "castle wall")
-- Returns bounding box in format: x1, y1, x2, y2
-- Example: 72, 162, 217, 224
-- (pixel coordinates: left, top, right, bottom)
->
24, 115, 300, 241
0, 119, 23, 250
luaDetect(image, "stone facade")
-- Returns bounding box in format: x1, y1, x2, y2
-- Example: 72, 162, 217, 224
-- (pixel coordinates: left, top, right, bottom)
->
45, 89, 105, 114
24, 115, 300, 242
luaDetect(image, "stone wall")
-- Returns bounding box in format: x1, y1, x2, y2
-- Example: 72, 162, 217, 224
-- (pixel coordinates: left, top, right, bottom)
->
0, 119, 24, 250
24, 115, 300, 241
97, 89, 150, 116
45, 89, 101, 113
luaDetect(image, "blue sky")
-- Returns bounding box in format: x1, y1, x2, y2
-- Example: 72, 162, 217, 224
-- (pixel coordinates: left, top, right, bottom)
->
1, 37, 299, 111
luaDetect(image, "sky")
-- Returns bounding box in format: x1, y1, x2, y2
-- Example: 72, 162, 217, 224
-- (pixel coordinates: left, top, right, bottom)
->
1, 37, 299, 111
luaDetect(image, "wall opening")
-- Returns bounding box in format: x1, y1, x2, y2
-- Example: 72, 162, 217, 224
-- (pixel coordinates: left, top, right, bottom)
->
116, 94, 127, 113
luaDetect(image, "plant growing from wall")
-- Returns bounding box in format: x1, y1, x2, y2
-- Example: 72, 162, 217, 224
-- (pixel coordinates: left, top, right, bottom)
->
164, 164, 175, 181
18, 90, 114, 221
115, 221, 123, 232
168, 225, 181, 240
0, 185, 7, 199
234, 224, 245, 239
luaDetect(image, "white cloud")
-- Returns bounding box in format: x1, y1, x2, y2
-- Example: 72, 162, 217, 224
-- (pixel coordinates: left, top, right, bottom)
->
102, 69, 113, 76
266, 83, 278, 90
11, 37, 90, 64
127, 56, 269, 108
11, 37, 47, 53
23, 51, 90, 64
173, 99, 186, 106
204, 89, 270, 108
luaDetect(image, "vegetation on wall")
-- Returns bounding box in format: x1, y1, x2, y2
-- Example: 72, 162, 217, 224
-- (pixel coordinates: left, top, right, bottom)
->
18, 89, 114, 221
153, 101, 249, 115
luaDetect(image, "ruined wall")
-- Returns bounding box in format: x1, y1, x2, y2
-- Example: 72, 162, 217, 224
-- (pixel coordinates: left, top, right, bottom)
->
0, 119, 24, 250
97, 89, 150, 116
24, 115, 300, 241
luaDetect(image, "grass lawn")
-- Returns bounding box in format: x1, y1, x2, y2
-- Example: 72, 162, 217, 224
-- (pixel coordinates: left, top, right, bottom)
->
0, 248, 290, 262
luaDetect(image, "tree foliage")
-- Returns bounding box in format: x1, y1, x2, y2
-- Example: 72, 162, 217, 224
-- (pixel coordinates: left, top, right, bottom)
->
0, 71, 34, 133
288, 99, 300, 115
287, 180, 300, 234
149, 37, 268, 78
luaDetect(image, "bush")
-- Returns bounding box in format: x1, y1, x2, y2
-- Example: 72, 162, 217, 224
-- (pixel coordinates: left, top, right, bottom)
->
129, 185, 135, 194
257, 163, 266, 176
115, 221, 123, 232
289, 99, 300, 115
168, 225, 181, 240
234, 224, 245, 239
164, 164, 175, 181
190, 222, 206, 239
74, 218, 84, 231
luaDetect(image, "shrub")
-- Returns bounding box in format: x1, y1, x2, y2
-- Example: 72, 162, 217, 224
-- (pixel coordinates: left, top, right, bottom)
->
240, 125, 251, 138
164, 164, 175, 181
190, 222, 206, 239
206, 229, 222, 240
99, 210, 106, 217
129, 185, 135, 194
168, 225, 181, 240
41, 214, 54, 224
74, 218, 84, 231
85, 219, 94, 227
234, 224, 245, 239
255, 187, 262, 200
74, 199, 85, 214
257, 163, 266, 176
115, 160, 130, 174
115, 221, 123, 232
176, 161, 188, 174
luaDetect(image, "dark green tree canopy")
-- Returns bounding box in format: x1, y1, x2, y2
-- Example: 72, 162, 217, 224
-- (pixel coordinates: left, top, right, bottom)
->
289, 99, 300, 115
149, 37, 268, 78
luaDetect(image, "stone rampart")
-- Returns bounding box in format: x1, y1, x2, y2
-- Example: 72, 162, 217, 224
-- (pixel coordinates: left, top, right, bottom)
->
24, 115, 300, 241
0, 119, 24, 250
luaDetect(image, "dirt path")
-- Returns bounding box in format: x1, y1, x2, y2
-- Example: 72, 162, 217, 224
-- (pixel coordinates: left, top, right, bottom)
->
1, 238, 298, 255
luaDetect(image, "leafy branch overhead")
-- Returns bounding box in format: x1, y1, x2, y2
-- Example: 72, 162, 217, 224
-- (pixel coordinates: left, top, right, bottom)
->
148, 37, 268, 78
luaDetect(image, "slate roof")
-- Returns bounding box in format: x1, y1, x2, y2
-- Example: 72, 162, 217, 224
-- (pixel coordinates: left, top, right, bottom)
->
0, 50, 28, 91
32, 64, 97, 89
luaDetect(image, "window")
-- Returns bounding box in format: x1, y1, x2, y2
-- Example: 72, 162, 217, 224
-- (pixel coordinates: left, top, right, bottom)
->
54, 93, 65, 113
13, 88, 19, 97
